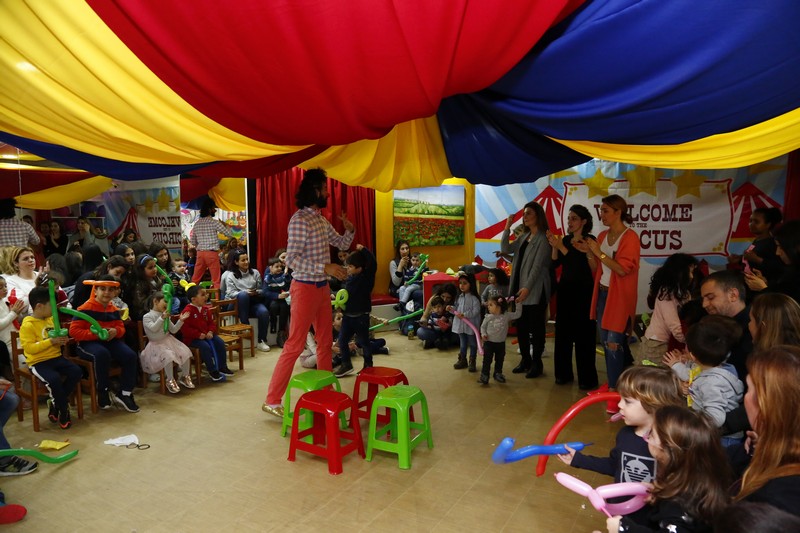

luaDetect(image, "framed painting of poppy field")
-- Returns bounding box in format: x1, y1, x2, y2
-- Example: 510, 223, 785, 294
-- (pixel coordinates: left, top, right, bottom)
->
393, 185, 465, 246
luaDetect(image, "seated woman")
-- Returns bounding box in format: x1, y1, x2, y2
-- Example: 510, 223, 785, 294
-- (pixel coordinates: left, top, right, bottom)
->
221, 250, 270, 352
388, 239, 411, 298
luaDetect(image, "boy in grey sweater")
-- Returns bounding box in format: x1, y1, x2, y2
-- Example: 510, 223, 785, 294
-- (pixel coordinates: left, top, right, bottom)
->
663, 315, 744, 446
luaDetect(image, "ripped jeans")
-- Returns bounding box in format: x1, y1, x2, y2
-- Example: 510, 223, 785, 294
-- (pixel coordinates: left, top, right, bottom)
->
595, 288, 629, 389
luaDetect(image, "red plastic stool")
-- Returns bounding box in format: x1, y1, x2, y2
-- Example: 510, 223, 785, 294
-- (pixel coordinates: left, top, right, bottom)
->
287, 389, 365, 475
351, 367, 410, 427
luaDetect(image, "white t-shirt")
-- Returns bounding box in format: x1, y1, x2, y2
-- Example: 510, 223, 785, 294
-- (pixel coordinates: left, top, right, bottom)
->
599, 229, 628, 287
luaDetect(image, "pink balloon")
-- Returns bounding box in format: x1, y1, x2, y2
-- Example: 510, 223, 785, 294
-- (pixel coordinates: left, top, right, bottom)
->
459, 316, 484, 355
554, 472, 649, 516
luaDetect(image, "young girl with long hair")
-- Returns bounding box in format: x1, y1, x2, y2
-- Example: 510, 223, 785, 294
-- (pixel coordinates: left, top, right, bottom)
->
735, 345, 800, 516
640, 253, 698, 365
747, 293, 800, 354
604, 405, 732, 532
480, 267, 509, 305
450, 272, 482, 372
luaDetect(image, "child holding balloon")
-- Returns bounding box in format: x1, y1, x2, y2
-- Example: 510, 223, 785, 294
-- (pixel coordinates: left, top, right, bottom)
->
450, 272, 482, 372
559, 366, 683, 490
140, 292, 194, 394
600, 406, 731, 533
478, 295, 521, 384
332, 245, 376, 378
19, 286, 82, 429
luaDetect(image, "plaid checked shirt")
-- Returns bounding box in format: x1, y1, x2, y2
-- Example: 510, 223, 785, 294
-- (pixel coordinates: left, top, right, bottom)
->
190, 217, 232, 251
286, 207, 354, 283
0, 219, 40, 247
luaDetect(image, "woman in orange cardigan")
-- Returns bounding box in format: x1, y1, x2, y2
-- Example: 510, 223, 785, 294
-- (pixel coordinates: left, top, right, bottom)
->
576, 194, 640, 414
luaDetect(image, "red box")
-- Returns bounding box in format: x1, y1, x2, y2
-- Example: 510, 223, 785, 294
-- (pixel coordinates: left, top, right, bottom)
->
422, 272, 458, 303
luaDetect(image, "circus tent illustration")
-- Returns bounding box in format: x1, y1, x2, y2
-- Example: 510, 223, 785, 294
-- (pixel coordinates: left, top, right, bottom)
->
475, 185, 564, 241
107, 207, 141, 243
730, 182, 782, 240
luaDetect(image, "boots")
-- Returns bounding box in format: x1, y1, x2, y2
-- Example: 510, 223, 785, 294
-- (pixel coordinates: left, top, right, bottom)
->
468, 355, 477, 373
453, 355, 468, 369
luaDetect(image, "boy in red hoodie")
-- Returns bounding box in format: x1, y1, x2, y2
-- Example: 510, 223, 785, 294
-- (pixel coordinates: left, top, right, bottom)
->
181, 285, 233, 382
69, 275, 139, 412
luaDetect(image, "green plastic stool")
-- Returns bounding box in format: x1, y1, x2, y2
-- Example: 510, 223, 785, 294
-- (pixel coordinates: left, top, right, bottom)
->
281, 370, 345, 438
365, 385, 433, 469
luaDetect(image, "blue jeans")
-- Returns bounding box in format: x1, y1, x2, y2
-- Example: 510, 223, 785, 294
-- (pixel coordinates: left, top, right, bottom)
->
236, 292, 269, 342
595, 288, 628, 389
0, 388, 19, 449
458, 332, 478, 359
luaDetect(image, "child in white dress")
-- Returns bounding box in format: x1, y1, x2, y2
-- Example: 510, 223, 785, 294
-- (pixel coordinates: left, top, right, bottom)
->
140, 291, 194, 394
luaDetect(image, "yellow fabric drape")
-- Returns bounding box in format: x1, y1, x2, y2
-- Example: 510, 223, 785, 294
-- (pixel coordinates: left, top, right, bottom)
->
0, 0, 307, 164
552, 106, 800, 169
15, 176, 113, 209
209, 178, 246, 211
300, 116, 453, 191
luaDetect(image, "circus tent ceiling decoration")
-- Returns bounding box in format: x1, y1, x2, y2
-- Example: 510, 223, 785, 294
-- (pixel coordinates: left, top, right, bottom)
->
1, 0, 799, 193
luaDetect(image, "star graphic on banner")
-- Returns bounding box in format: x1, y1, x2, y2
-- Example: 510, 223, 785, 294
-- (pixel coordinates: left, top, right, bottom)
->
583, 168, 615, 198
672, 170, 706, 198
623, 166, 658, 197
747, 162, 784, 175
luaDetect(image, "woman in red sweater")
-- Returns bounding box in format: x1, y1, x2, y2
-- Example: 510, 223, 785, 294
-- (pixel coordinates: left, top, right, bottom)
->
576, 194, 640, 414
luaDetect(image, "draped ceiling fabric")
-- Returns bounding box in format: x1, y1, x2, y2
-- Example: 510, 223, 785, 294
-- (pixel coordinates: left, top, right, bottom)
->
1, 0, 799, 191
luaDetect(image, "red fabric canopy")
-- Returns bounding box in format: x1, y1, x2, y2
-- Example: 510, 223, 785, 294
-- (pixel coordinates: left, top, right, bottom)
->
88, 0, 584, 145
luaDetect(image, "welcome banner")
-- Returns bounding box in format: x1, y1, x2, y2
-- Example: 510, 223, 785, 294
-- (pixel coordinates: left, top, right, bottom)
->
562, 179, 732, 258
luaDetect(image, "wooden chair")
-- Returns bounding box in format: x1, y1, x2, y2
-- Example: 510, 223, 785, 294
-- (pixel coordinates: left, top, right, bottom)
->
214, 297, 255, 359
211, 304, 245, 370
10, 331, 83, 432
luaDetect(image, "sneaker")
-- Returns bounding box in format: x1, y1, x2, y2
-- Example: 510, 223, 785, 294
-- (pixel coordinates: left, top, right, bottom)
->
58, 408, 72, 429
477, 374, 489, 385
257, 341, 271, 352
98, 390, 112, 410
0, 457, 38, 477
148, 373, 161, 383
178, 375, 195, 389
166, 378, 180, 394
493, 373, 506, 383
112, 392, 140, 413
47, 399, 59, 424
262, 403, 284, 417
210, 371, 227, 382
219, 367, 235, 377
333, 363, 354, 377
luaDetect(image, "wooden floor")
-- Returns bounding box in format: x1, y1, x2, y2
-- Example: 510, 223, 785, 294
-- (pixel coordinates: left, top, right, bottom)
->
4, 330, 619, 532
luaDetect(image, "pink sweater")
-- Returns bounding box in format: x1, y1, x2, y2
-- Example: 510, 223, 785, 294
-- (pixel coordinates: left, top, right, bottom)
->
644, 296, 685, 343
